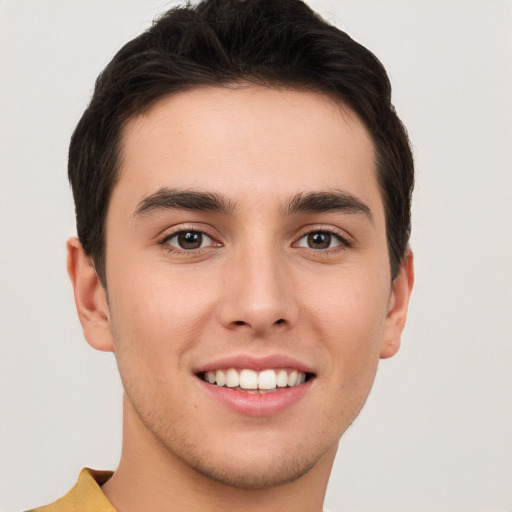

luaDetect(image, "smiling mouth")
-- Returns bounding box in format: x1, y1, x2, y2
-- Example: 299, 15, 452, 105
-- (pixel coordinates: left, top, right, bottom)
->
199, 368, 314, 393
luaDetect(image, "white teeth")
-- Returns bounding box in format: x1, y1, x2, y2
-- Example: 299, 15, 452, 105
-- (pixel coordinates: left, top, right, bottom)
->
203, 368, 308, 390
216, 369, 226, 387
276, 369, 288, 387
226, 368, 240, 388
239, 369, 258, 389
258, 369, 277, 390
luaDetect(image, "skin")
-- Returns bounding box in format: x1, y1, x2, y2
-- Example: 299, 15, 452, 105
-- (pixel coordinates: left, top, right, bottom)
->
67, 86, 413, 512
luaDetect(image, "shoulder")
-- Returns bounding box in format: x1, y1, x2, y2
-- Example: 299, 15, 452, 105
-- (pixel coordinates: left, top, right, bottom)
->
25, 468, 115, 512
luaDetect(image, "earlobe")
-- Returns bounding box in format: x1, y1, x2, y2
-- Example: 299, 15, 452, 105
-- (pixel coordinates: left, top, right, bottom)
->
67, 237, 114, 352
380, 249, 414, 359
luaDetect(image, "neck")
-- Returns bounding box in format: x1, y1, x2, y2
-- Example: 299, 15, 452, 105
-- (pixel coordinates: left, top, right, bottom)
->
102, 394, 336, 512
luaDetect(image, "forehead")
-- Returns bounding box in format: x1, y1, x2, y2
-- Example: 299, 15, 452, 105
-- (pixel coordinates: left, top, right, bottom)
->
114, 85, 382, 217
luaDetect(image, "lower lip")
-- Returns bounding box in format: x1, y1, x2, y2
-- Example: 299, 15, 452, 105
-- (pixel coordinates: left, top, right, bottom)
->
198, 378, 312, 417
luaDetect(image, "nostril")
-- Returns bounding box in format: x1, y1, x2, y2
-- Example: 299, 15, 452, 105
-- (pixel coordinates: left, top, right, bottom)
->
230, 318, 286, 329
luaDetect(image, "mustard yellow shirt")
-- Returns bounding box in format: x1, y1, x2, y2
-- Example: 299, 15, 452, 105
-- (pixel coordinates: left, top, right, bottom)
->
26, 468, 116, 512
25, 467, 332, 512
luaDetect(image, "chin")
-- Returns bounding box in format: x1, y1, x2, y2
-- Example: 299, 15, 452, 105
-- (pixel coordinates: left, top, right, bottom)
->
145, 412, 343, 491
167, 441, 324, 490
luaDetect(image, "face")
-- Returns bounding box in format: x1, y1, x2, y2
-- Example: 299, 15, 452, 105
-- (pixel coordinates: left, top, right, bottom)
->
72, 85, 412, 489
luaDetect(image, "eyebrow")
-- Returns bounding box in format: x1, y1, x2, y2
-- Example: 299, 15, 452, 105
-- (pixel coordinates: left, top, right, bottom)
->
133, 187, 372, 223
284, 190, 373, 223
133, 188, 236, 217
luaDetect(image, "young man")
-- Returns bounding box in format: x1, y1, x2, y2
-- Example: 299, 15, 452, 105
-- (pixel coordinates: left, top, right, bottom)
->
29, 0, 414, 510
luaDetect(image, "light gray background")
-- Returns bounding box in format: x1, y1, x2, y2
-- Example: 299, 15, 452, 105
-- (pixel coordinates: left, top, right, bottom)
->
1, 1, 511, 511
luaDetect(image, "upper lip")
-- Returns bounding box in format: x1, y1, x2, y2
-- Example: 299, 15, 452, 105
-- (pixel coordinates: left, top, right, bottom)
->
194, 353, 316, 375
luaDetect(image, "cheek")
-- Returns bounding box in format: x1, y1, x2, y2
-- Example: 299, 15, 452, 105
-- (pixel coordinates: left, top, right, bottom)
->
106, 266, 217, 370
309, 267, 390, 368
109, 275, 192, 352
296, 271, 390, 438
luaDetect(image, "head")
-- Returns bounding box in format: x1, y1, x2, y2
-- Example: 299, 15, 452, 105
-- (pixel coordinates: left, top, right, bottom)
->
67, 0, 414, 494
69, 0, 413, 288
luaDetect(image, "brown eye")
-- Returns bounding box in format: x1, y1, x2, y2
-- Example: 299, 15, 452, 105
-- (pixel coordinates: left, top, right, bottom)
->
166, 231, 211, 250
297, 231, 345, 250
307, 232, 331, 249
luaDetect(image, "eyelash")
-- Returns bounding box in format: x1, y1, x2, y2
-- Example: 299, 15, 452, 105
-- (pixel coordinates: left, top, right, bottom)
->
157, 225, 353, 254
294, 226, 353, 252
158, 225, 220, 253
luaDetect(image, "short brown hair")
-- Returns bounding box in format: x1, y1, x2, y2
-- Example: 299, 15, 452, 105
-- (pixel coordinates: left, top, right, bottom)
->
69, 0, 414, 285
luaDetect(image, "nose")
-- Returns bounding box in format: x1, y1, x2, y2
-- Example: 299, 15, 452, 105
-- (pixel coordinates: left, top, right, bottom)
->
217, 242, 298, 337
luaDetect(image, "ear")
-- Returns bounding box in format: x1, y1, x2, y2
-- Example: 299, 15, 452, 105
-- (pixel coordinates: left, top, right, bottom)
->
67, 237, 114, 352
380, 249, 414, 359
